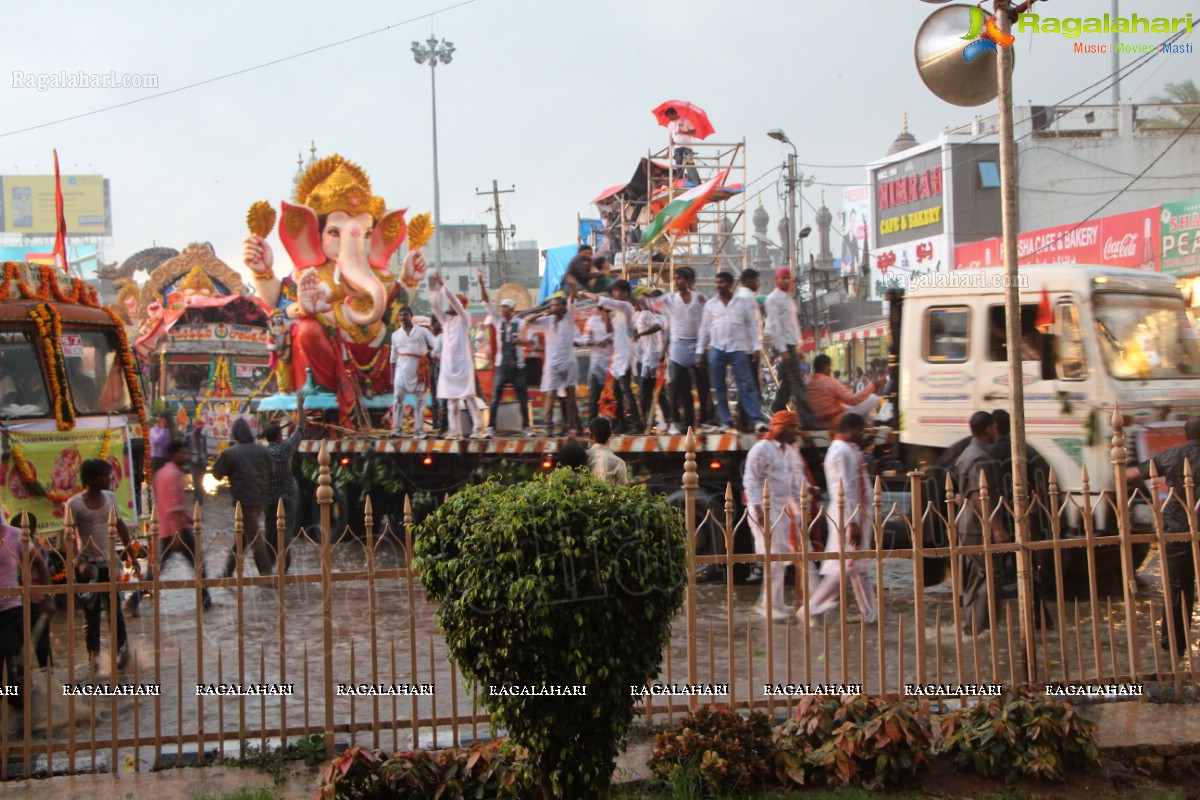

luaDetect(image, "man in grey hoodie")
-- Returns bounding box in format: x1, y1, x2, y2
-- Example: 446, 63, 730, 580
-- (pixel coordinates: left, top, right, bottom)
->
212, 418, 276, 577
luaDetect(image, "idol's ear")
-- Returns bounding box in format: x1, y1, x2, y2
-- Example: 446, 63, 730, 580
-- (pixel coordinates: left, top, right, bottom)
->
369, 208, 408, 270
278, 201, 325, 269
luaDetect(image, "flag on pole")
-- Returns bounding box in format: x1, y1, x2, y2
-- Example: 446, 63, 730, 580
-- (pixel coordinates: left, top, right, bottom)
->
640, 169, 730, 246
1035, 285, 1053, 332
52, 149, 70, 274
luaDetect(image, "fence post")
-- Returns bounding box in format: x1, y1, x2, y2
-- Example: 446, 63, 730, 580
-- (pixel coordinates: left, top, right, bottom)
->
317, 440, 335, 757
1148, 460, 1182, 690
908, 469, 927, 687
723, 483, 736, 710
1111, 406, 1140, 683
683, 428, 699, 710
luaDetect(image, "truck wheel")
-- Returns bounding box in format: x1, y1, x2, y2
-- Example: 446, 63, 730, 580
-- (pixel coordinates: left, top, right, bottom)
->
662, 486, 749, 577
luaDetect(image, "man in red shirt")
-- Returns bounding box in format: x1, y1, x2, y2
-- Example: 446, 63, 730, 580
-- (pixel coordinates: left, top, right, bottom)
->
146, 439, 212, 610
807, 354, 882, 430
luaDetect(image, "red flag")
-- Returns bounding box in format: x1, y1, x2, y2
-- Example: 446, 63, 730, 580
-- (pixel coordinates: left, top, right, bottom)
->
1036, 286, 1053, 332
51, 149, 69, 274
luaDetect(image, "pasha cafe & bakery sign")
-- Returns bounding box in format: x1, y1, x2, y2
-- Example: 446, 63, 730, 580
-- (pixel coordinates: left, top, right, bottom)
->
954, 206, 1159, 270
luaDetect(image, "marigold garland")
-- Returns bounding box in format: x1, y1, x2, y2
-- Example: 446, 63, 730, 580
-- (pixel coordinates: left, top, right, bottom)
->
195, 357, 234, 421
0, 262, 99, 307
100, 306, 150, 485
9, 443, 47, 497
28, 304, 75, 431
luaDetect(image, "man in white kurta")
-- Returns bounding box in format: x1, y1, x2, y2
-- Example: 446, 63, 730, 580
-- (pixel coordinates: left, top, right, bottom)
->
581, 309, 613, 423
527, 293, 580, 434
581, 281, 639, 434
430, 271, 482, 439
802, 412, 878, 625
743, 410, 807, 621
389, 306, 437, 437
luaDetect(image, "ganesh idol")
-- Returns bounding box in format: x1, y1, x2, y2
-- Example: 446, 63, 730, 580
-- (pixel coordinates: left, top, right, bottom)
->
242, 155, 431, 421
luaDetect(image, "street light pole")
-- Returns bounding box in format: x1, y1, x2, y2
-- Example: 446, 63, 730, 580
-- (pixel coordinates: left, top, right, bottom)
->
412, 36, 456, 275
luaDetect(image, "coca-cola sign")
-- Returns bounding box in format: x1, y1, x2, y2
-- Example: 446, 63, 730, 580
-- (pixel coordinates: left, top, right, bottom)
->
954, 207, 1160, 271
1103, 233, 1138, 261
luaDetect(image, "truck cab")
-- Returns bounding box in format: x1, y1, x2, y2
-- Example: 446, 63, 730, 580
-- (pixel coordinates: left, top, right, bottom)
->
0, 262, 148, 542
893, 265, 1200, 547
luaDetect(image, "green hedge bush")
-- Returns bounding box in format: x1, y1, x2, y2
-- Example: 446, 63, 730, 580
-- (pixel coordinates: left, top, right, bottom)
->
413, 468, 689, 799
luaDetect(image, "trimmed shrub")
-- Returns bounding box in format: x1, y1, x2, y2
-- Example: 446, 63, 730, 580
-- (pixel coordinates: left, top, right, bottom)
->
315, 741, 532, 800
648, 706, 775, 796
775, 695, 934, 789
937, 687, 1100, 782
413, 468, 688, 799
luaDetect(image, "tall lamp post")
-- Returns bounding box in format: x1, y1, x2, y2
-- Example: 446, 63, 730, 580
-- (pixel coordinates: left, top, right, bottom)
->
412, 35, 456, 274
769, 128, 819, 346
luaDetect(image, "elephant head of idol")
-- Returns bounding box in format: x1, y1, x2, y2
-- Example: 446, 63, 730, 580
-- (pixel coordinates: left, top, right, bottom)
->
279, 155, 408, 328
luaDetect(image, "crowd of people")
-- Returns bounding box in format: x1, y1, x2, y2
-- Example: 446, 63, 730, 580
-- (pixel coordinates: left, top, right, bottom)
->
387, 250, 894, 441
1, 397, 308, 693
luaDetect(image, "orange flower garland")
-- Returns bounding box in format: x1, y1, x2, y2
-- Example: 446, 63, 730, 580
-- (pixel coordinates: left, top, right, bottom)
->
28, 304, 74, 431
0, 262, 99, 307
8, 443, 47, 497
101, 306, 150, 485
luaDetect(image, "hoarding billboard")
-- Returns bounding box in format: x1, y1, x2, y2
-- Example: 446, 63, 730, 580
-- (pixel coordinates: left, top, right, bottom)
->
0, 175, 111, 236
1160, 198, 1200, 277
872, 149, 944, 248
954, 206, 1159, 271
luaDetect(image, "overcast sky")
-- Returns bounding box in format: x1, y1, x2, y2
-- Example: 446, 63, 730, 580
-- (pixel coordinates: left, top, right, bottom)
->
2, 0, 1196, 277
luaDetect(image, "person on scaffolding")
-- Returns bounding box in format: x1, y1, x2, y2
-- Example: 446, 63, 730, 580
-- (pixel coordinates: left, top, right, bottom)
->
664, 106, 701, 185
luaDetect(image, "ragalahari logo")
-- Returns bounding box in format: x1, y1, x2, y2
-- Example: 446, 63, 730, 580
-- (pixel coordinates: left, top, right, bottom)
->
962, 7, 1016, 62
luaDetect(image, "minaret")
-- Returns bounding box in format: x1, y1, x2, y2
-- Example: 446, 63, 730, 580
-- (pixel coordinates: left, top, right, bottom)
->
752, 203, 773, 271
815, 192, 834, 272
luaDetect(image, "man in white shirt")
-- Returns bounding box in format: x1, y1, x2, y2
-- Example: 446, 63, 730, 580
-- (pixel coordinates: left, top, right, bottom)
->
635, 293, 669, 432
743, 410, 806, 620
764, 268, 815, 427
649, 267, 705, 434
479, 271, 533, 437
581, 307, 614, 424
586, 416, 629, 486
389, 305, 437, 437
526, 292, 581, 435
800, 413, 878, 626
735, 269, 766, 431
696, 271, 769, 433
664, 106, 701, 184
581, 281, 640, 435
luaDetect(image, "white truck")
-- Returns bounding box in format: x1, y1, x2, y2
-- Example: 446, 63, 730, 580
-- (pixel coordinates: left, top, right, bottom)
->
880, 265, 1200, 592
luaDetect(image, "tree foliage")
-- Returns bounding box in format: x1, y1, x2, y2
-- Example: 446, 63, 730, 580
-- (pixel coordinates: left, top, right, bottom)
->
413, 468, 688, 799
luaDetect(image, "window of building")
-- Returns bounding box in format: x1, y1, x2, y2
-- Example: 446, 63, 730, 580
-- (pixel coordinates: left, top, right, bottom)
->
978, 161, 1001, 188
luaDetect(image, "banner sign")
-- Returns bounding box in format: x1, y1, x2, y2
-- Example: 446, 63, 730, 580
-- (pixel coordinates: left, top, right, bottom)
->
1, 423, 136, 536
955, 206, 1159, 270
167, 323, 271, 346
1160, 198, 1200, 277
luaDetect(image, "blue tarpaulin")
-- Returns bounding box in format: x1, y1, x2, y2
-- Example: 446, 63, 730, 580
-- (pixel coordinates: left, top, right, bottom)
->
539, 244, 577, 303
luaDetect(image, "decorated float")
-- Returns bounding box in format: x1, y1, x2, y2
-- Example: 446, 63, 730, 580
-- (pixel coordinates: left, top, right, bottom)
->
243, 154, 431, 432
133, 243, 274, 449
0, 262, 147, 540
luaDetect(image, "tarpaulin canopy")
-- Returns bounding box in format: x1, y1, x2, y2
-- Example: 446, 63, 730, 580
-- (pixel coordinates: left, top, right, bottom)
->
539, 244, 579, 303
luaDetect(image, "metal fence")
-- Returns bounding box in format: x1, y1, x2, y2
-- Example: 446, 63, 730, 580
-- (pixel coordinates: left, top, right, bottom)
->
2, 410, 1197, 779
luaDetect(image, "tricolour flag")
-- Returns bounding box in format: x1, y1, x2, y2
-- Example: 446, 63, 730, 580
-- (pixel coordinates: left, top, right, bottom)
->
640, 169, 730, 246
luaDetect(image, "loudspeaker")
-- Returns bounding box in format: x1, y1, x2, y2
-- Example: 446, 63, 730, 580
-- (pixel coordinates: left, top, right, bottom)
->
915, 4, 1012, 107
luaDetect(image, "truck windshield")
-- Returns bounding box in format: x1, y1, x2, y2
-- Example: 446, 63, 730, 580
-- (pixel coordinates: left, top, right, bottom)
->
0, 332, 49, 418
1094, 294, 1200, 380
60, 329, 133, 414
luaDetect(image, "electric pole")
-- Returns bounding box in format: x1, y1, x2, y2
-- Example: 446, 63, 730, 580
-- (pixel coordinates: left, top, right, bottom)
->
476, 180, 515, 284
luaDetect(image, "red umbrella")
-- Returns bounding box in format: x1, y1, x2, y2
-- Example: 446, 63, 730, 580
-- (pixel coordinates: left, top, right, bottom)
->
652, 100, 715, 140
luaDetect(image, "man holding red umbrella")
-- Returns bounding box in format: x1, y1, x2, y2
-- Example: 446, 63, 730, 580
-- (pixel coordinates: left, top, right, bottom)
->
663, 106, 702, 184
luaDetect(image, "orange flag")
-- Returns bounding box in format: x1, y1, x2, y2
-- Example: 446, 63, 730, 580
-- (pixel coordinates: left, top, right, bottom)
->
51, 149, 70, 274
1035, 286, 1053, 332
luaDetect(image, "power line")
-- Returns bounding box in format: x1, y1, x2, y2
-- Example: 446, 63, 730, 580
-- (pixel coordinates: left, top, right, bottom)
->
0, 0, 481, 139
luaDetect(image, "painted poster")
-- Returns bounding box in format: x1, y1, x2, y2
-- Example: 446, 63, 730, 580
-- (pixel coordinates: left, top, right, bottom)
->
0, 422, 136, 537
839, 186, 872, 278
